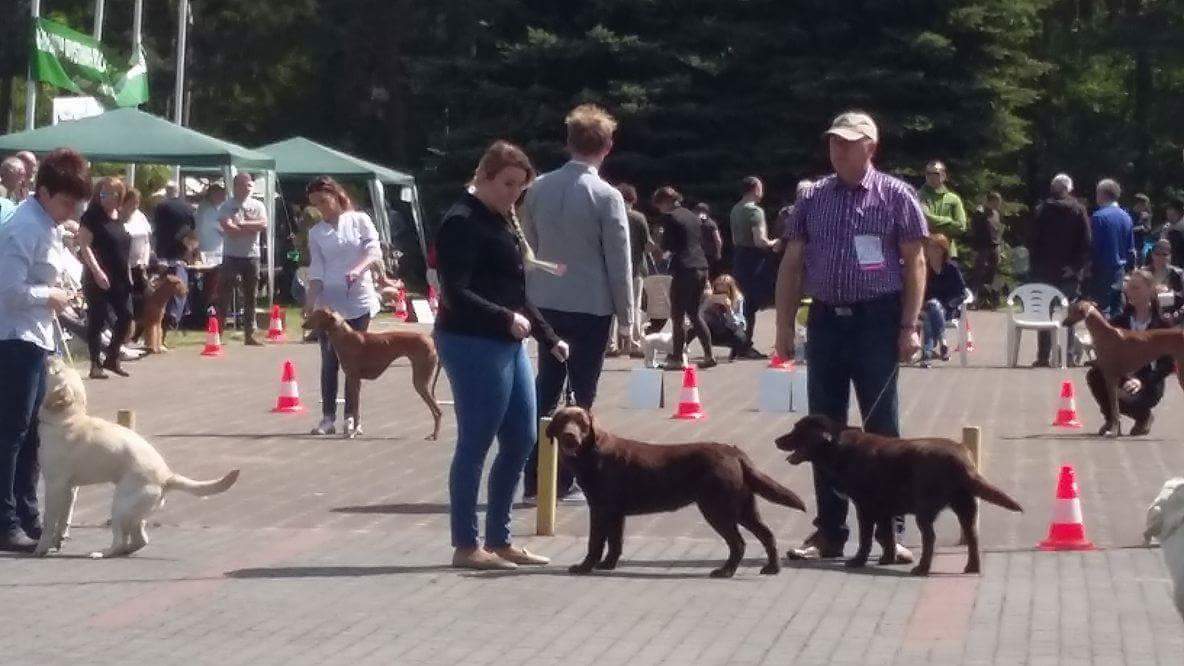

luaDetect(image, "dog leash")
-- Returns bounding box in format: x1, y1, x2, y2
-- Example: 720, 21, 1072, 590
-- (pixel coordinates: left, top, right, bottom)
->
861, 362, 904, 424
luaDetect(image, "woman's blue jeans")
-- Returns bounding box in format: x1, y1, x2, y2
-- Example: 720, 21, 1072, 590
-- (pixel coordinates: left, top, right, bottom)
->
436, 330, 537, 548
921, 299, 946, 356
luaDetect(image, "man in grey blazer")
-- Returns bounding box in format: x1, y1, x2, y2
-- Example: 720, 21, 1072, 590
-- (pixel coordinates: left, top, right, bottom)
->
521, 104, 634, 501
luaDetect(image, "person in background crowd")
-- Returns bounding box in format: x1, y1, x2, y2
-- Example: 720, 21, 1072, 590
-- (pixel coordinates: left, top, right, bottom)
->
695, 202, 723, 279
729, 176, 778, 359
520, 104, 632, 504
1164, 198, 1184, 269
152, 181, 195, 329
15, 152, 37, 194
78, 177, 134, 379
1027, 173, 1091, 367
121, 188, 153, 321
1147, 239, 1184, 312
918, 234, 967, 367
702, 274, 752, 359
654, 186, 715, 370
194, 182, 227, 312
775, 110, 926, 563
918, 160, 966, 256
302, 176, 383, 436
1085, 270, 1170, 437
606, 183, 651, 359
0, 148, 89, 552
1131, 193, 1153, 262
968, 191, 1003, 308
435, 141, 566, 570
1, 156, 28, 225
1088, 178, 1135, 318
217, 173, 269, 345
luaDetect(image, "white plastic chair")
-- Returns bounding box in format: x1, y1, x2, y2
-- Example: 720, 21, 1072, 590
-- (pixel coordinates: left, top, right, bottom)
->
943, 288, 975, 367
1004, 283, 1069, 369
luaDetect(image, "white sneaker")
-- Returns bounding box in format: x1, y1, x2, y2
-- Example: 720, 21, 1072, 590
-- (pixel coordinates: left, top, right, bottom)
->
310, 418, 335, 435
560, 489, 586, 505
343, 417, 362, 439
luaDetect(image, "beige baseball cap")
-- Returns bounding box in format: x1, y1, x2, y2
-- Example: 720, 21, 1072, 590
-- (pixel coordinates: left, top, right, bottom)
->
825, 111, 879, 143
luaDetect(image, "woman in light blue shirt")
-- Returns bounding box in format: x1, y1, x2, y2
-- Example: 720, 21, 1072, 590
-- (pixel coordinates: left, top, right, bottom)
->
0, 149, 91, 552
301, 176, 383, 437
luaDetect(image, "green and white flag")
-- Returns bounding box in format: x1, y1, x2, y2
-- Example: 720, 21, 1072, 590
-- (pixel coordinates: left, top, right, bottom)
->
31, 17, 148, 109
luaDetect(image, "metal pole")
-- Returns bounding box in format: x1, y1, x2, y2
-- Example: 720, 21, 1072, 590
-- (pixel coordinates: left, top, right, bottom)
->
535, 417, 557, 536
172, 0, 189, 185
26, 0, 42, 130
93, 0, 104, 39
127, 0, 143, 185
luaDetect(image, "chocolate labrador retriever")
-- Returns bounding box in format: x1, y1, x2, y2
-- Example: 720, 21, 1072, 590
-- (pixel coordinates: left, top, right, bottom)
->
546, 406, 806, 578
776, 415, 1023, 575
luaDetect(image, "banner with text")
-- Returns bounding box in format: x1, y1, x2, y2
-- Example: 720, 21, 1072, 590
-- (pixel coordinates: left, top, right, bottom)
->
31, 17, 148, 108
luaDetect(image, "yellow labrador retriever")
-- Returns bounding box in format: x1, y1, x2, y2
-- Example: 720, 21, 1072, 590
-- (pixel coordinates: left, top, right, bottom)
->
35, 357, 240, 558
1144, 478, 1184, 619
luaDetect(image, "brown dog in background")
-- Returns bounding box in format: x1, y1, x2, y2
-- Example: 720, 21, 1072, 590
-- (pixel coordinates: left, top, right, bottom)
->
302, 307, 442, 440
547, 406, 806, 578
1061, 299, 1184, 437
131, 274, 187, 354
777, 415, 1022, 576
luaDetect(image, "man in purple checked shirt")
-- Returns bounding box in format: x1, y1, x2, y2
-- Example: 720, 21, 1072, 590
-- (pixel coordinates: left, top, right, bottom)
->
774, 111, 928, 563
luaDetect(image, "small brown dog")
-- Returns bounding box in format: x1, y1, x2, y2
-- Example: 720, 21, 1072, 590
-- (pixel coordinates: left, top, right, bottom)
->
547, 406, 806, 578
131, 274, 187, 354
302, 307, 442, 440
1062, 299, 1184, 437
777, 415, 1022, 576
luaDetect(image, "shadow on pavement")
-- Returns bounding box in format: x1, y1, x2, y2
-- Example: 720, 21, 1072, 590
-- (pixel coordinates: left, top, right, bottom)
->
332, 502, 531, 514
226, 564, 456, 578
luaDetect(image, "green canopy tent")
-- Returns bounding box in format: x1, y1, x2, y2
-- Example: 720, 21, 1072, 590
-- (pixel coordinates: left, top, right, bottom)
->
254, 137, 428, 277
0, 108, 281, 306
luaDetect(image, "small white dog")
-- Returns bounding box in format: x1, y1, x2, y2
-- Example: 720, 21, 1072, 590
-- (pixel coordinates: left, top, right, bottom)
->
36, 357, 240, 558
1143, 477, 1184, 619
641, 332, 674, 369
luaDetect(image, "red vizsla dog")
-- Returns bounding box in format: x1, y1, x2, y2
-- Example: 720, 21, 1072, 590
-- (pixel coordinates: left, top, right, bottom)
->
1062, 300, 1184, 437
302, 308, 442, 440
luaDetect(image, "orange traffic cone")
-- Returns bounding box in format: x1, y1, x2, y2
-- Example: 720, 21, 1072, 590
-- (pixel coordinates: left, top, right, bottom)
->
427, 285, 439, 316
965, 319, 976, 352
768, 353, 793, 370
672, 366, 706, 420
272, 360, 305, 413
393, 287, 408, 321
266, 304, 286, 343
1052, 380, 1082, 428
200, 313, 223, 357
1038, 465, 1095, 551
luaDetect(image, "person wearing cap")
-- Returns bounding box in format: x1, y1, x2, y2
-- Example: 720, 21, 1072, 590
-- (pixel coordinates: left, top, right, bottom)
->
918, 160, 966, 257
774, 110, 927, 563
1026, 173, 1091, 367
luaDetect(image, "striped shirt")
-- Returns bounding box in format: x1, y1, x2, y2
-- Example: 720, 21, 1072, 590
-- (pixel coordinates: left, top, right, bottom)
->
785, 168, 927, 304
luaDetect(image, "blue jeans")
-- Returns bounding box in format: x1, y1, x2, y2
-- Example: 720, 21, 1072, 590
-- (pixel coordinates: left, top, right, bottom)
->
1088, 265, 1125, 319
805, 294, 902, 544
318, 314, 370, 419
921, 299, 946, 357
0, 340, 47, 534
525, 308, 612, 497
437, 330, 537, 548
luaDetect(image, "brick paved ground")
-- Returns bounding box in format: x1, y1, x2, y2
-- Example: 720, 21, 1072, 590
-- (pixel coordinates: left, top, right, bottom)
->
2, 310, 1181, 665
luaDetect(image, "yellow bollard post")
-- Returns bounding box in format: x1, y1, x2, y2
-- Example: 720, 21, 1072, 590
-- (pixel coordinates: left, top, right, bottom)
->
961, 426, 982, 544
536, 417, 557, 536
117, 409, 136, 431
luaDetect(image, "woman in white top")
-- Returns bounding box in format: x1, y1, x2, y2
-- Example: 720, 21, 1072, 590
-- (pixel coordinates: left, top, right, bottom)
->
0, 149, 90, 552
121, 188, 153, 319
302, 176, 383, 436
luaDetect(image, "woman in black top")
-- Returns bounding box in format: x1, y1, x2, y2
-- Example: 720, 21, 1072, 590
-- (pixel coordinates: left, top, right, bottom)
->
434, 141, 568, 571
1086, 269, 1173, 436
652, 186, 715, 369
78, 177, 134, 379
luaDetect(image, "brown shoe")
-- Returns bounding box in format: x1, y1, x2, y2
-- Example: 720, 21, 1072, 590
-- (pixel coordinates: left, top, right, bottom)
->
244, 334, 264, 346
786, 531, 845, 560
451, 547, 517, 570
89, 365, 109, 380
490, 545, 549, 566
102, 359, 130, 377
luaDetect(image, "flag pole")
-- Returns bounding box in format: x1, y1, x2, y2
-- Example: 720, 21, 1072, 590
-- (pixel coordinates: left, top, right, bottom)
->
93, 0, 104, 39
172, 0, 189, 186
26, 0, 42, 130
127, 0, 143, 186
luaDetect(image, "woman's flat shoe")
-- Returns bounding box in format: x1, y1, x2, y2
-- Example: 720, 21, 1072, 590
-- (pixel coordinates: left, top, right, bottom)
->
452, 547, 518, 570
102, 361, 130, 377
697, 358, 718, 369
89, 367, 109, 379
491, 545, 550, 566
